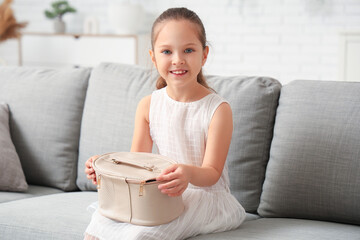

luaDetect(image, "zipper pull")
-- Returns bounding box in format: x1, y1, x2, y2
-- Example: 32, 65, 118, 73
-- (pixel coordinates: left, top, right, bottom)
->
97, 174, 101, 190
139, 181, 145, 196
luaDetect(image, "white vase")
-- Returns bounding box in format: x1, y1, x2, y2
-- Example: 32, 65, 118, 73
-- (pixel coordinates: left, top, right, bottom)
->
83, 16, 99, 34
108, 3, 144, 34
54, 19, 66, 33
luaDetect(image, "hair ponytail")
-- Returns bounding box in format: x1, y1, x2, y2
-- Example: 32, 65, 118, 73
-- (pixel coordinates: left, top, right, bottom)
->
155, 76, 167, 90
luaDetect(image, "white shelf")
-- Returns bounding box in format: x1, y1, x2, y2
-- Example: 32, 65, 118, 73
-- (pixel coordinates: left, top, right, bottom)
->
20, 32, 150, 68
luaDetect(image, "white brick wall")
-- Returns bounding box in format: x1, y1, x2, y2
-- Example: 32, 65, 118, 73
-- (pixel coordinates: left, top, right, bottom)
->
0, 0, 359, 84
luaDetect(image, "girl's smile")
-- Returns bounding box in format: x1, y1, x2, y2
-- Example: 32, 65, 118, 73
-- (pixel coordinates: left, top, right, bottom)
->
170, 69, 188, 76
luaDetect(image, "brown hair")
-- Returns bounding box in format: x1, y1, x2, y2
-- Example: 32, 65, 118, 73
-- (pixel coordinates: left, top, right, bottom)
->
151, 7, 211, 90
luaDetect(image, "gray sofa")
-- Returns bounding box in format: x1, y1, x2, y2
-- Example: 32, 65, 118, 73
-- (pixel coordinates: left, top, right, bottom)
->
0, 63, 359, 240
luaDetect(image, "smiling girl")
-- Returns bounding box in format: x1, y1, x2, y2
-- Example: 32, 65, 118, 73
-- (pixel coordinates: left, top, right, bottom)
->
84, 7, 246, 240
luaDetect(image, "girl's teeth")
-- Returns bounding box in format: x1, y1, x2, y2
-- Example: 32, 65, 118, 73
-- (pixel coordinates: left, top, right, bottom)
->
172, 71, 186, 74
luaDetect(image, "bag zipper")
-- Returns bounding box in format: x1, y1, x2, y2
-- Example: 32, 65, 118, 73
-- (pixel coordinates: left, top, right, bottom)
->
139, 181, 145, 196
97, 174, 101, 190
96, 172, 157, 196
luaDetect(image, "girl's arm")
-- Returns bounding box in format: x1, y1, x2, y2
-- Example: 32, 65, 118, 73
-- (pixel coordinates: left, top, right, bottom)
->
130, 95, 153, 153
157, 102, 233, 197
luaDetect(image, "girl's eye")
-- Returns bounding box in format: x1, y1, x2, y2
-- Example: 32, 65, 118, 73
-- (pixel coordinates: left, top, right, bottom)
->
162, 50, 171, 54
184, 49, 193, 53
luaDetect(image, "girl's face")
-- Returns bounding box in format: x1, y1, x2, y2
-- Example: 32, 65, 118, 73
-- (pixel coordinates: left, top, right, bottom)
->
150, 20, 209, 88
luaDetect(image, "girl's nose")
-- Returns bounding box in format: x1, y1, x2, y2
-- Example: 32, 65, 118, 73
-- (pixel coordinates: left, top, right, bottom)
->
172, 53, 185, 65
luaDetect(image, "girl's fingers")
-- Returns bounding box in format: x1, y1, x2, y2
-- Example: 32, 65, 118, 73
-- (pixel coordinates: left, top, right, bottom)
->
84, 155, 100, 185
158, 179, 181, 190
166, 186, 186, 197
85, 159, 92, 168
157, 164, 180, 181
85, 155, 100, 168
160, 183, 182, 194
85, 155, 100, 173
86, 173, 96, 179
161, 164, 178, 175
157, 164, 189, 197
158, 179, 188, 197
84, 166, 95, 175
157, 171, 178, 182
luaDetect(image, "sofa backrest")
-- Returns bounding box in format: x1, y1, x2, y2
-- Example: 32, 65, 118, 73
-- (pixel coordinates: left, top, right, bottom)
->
77, 63, 281, 213
77, 63, 156, 191
0, 66, 90, 191
258, 80, 360, 225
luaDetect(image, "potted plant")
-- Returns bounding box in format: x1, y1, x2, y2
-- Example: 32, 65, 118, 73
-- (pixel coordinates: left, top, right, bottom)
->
44, 1, 76, 33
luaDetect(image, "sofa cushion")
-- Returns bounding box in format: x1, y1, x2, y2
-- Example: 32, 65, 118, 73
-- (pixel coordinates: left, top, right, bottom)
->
0, 185, 63, 203
189, 218, 360, 240
206, 76, 281, 212
0, 192, 97, 240
0, 103, 28, 192
77, 63, 156, 191
258, 80, 360, 225
0, 66, 90, 191
77, 63, 282, 213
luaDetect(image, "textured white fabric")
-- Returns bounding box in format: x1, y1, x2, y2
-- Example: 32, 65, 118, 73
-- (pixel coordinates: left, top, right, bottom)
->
85, 87, 246, 240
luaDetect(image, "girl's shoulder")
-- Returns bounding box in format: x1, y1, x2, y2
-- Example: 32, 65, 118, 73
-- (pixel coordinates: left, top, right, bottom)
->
140, 94, 152, 104
137, 95, 152, 112
208, 92, 230, 107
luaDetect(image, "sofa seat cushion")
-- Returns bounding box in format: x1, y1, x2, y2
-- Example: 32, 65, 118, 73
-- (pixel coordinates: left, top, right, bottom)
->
0, 66, 91, 191
0, 192, 97, 240
189, 218, 360, 240
0, 185, 64, 203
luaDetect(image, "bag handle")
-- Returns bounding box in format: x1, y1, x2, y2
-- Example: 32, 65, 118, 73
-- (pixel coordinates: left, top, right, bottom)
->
111, 158, 158, 172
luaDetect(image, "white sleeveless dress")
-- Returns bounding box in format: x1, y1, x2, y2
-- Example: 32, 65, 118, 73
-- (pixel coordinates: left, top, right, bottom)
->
84, 87, 246, 240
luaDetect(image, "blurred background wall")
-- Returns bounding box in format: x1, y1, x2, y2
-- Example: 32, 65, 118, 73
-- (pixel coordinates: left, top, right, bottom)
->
0, 0, 359, 84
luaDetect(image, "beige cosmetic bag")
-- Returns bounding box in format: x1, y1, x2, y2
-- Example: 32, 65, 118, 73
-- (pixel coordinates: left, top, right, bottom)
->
92, 152, 185, 226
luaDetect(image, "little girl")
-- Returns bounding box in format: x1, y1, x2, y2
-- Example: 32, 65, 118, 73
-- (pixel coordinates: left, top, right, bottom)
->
84, 7, 245, 240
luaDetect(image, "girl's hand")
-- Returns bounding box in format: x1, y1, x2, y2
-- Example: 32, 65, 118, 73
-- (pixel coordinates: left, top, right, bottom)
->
156, 164, 191, 197
85, 155, 100, 185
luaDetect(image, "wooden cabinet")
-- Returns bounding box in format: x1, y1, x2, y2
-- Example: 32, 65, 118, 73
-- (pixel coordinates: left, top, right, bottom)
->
20, 32, 150, 68
339, 32, 360, 82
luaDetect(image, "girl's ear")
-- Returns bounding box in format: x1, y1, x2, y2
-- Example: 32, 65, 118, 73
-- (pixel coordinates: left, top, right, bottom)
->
202, 46, 209, 66
149, 49, 157, 67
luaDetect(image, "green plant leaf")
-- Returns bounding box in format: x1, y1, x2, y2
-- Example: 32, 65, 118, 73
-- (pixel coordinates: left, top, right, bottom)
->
44, 10, 56, 19
45, 1, 77, 20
